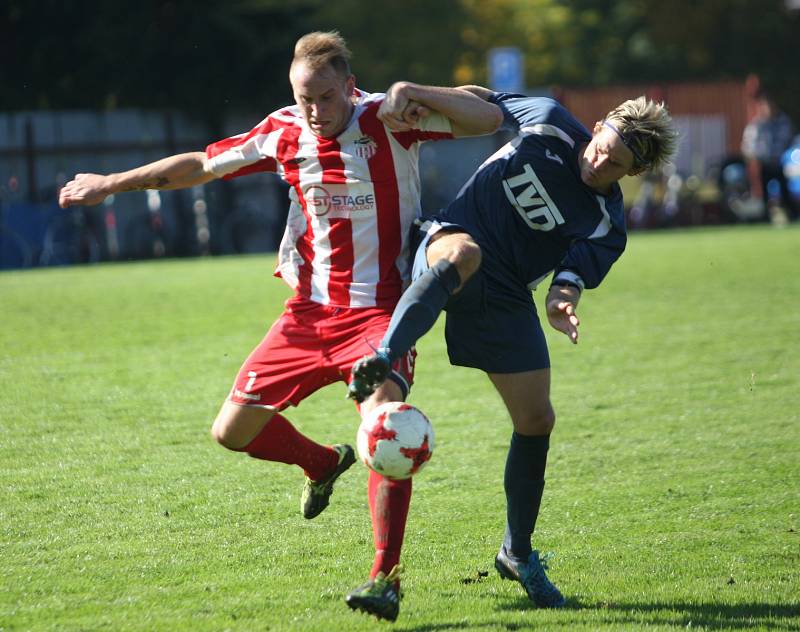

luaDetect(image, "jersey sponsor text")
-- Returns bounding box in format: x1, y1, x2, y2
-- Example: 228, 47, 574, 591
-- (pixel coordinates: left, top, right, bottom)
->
502, 163, 565, 232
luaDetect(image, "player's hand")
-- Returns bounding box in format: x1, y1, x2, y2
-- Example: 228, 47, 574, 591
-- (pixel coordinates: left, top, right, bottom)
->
400, 101, 431, 125
378, 82, 428, 130
58, 173, 111, 208
546, 286, 581, 344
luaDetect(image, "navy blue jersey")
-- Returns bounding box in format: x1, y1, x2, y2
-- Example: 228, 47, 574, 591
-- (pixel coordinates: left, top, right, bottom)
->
438, 93, 627, 293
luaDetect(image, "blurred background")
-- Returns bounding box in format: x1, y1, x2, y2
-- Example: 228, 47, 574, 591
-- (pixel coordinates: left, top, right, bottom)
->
2, 0, 799, 269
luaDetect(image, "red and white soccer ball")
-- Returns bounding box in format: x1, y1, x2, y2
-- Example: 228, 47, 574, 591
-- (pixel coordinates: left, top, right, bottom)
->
357, 402, 435, 480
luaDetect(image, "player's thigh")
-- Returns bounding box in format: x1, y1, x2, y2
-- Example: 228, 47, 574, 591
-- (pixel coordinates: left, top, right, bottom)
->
212, 401, 276, 449
488, 369, 555, 436
444, 294, 554, 434
213, 304, 333, 448
444, 291, 549, 374
229, 303, 340, 410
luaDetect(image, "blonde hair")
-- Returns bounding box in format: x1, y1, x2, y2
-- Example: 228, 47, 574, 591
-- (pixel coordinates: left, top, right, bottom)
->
292, 31, 352, 78
604, 97, 679, 172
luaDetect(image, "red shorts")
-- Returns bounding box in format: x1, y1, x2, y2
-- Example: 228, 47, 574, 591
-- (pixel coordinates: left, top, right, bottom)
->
228, 296, 416, 410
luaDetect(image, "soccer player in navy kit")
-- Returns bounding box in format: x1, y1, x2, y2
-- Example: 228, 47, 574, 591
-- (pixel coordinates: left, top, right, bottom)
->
353, 85, 678, 607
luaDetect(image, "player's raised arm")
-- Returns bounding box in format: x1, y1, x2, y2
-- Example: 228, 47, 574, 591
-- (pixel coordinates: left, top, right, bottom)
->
58, 151, 217, 208
455, 84, 495, 101
378, 82, 503, 137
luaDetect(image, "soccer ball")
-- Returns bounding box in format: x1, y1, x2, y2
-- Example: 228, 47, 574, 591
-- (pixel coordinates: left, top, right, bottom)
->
357, 402, 435, 480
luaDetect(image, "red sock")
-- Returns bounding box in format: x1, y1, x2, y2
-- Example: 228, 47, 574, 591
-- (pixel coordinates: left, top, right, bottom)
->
368, 469, 412, 583
242, 413, 338, 481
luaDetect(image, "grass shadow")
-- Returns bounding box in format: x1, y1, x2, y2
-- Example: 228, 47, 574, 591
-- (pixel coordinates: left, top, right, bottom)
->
490, 596, 800, 630
597, 600, 800, 630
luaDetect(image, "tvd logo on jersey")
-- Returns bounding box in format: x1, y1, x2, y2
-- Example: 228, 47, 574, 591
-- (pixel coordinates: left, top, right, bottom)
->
502, 163, 565, 232
352, 135, 378, 160
305, 184, 376, 217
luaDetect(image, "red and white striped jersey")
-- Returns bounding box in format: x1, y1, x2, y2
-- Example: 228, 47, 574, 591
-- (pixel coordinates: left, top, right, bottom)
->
206, 89, 454, 308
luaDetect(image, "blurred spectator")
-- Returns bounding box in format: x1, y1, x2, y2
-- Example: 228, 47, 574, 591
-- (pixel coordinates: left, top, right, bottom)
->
741, 94, 797, 221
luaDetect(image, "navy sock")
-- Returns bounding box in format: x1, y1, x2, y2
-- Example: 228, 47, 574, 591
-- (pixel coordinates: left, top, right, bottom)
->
380, 259, 461, 360
502, 432, 550, 561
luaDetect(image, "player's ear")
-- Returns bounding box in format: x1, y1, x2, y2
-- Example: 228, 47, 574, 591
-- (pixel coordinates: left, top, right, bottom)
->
345, 74, 356, 96
593, 121, 604, 135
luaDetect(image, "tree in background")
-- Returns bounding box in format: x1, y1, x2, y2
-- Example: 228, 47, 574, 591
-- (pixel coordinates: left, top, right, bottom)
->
453, 0, 800, 121
1, 0, 313, 132
307, 0, 467, 92
1, 0, 464, 128
2, 0, 799, 121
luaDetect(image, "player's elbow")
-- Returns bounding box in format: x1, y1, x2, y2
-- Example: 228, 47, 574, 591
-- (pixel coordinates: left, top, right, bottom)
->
199, 153, 218, 180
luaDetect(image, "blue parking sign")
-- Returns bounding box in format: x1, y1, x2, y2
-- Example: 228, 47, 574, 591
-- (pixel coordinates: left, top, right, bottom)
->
488, 47, 524, 93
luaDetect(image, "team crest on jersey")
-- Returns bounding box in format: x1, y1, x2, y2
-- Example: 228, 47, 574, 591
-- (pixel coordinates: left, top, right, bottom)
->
353, 135, 378, 160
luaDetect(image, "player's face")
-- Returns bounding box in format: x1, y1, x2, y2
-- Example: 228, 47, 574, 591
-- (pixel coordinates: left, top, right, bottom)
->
290, 61, 355, 138
580, 124, 636, 193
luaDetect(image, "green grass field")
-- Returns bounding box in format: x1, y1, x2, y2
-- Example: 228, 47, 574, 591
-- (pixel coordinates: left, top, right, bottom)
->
2, 224, 799, 631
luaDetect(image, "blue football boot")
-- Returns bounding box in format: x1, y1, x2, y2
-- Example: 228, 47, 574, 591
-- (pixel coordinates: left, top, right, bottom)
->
495, 547, 566, 608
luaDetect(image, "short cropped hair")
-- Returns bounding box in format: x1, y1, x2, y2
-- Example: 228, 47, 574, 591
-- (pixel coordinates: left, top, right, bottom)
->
292, 31, 352, 78
604, 97, 679, 173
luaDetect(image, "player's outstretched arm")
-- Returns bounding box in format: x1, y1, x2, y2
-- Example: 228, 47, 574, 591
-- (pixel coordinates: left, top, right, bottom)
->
545, 285, 581, 344
456, 85, 495, 101
378, 82, 502, 137
59, 151, 217, 208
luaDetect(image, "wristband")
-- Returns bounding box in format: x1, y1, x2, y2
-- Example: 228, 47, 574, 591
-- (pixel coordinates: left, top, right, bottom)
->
549, 280, 582, 292
551, 270, 585, 291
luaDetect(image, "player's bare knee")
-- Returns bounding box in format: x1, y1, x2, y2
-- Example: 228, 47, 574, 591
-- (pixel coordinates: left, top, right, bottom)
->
211, 405, 268, 451
536, 406, 556, 434
210, 417, 239, 449
428, 232, 481, 288
456, 238, 482, 280
514, 405, 556, 435
542, 407, 557, 434
211, 408, 257, 451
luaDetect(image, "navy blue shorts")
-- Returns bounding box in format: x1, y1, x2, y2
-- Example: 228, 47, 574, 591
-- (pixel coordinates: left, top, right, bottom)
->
410, 219, 550, 374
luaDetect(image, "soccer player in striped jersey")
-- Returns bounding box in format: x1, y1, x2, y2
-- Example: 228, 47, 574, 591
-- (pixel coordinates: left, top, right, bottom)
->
349, 87, 678, 608
58, 32, 502, 621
